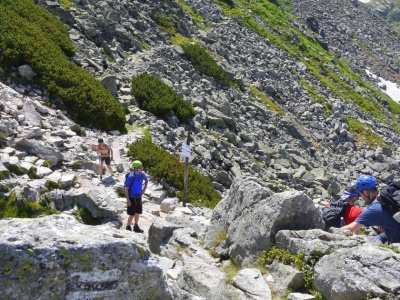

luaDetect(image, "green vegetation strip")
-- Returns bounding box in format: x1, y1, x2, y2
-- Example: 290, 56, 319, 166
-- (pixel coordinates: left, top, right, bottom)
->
182, 43, 235, 88
127, 139, 221, 208
0, 191, 58, 219
213, 0, 400, 129
348, 117, 386, 149
0, 0, 126, 132
131, 73, 195, 123
249, 86, 285, 115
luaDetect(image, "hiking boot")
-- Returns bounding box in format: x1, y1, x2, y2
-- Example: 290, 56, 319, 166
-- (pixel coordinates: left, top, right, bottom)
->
126, 225, 132, 231
99, 175, 103, 181
133, 224, 144, 233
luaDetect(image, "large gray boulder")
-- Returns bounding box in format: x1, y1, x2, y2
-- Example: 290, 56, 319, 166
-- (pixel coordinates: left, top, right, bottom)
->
205, 177, 324, 267
0, 215, 173, 300
313, 245, 400, 300
15, 138, 63, 166
76, 189, 125, 218
275, 228, 378, 257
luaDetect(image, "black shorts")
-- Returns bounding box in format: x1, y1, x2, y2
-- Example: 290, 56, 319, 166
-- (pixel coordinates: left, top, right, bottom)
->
127, 197, 142, 215
100, 157, 111, 165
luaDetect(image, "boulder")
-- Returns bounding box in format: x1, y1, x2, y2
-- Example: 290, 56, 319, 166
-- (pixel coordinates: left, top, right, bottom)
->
15, 138, 63, 166
76, 189, 125, 218
314, 245, 400, 300
0, 215, 173, 300
205, 177, 324, 267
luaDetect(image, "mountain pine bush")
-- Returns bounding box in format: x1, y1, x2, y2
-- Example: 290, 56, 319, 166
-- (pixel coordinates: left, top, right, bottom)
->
127, 139, 221, 208
0, 0, 126, 132
182, 43, 234, 88
131, 73, 195, 123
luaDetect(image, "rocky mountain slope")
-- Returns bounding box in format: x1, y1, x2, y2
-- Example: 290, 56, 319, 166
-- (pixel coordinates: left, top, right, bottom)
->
18, 0, 398, 199
1, 0, 400, 299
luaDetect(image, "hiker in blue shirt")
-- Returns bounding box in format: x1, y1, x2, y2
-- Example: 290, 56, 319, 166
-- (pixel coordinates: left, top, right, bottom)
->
125, 160, 148, 233
341, 175, 400, 244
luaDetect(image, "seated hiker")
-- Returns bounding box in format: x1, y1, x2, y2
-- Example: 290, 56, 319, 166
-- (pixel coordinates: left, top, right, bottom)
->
97, 138, 113, 181
341, 175, 400, 244
321, 181, 362, 230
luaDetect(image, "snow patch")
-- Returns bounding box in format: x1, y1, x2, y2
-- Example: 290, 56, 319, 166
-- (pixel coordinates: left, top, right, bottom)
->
365, 69, 400, 104
358, 0, 371, 3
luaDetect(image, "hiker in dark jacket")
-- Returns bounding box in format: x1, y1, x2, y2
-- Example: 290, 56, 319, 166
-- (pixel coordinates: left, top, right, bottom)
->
341, 175, 400, 244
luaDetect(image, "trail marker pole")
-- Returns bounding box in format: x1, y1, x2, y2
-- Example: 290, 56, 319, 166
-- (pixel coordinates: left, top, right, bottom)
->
182, 131, 191, 207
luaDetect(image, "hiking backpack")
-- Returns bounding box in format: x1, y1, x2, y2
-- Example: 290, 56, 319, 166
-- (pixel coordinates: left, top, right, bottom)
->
125, 172, 144, 190
378, 183, 400, 220
321, 201, 351, 230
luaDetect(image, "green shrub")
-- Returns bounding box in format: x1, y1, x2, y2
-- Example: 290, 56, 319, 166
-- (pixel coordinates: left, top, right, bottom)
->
0, 0, 126, 132
259, 246, 324, 299
131, 73, 195, 123
127, 139, 220, 208
70, 124, 86, 137
8, 164, 24, 176
0, 191, 58, 219
27, 166, 39, 179
77, 207, 101, 225
155, 13, 177, 35
182, 43, 234, 88
45, 180, 62, 190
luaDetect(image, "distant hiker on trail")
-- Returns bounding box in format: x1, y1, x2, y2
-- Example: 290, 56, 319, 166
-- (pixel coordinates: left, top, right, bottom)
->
341, 175, 400, 244
97, 138, 113, 181
321, 181, 363, 230
125, 160, 148, 233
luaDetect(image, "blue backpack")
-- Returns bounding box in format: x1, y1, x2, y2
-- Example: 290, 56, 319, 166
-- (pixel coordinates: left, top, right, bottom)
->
125, 172, 144, 190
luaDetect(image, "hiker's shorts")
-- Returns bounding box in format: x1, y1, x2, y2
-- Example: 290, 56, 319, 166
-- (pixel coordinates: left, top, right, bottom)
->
100, 156, 111, 165
127, 197, 142, 215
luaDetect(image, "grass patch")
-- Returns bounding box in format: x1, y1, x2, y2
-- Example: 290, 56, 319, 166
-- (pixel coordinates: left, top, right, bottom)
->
0, 133, 7, 148
170, 33, 193, 45
155, 13, 177, 35
0, 0, 126, 132
209, 229, 228, 257
249, 85, 285, 115
42, 160, 52, 168
348, 117, 387, 149
259, 246, 325, 300
0, 191, 58, 219
77, 207, 101, 225
298, 78, 332, 117
127, 139, 221, 208
131, 73, 195, 123
175, 0, 205, 27
222, 259, 241, 284
59, 0, 73, 10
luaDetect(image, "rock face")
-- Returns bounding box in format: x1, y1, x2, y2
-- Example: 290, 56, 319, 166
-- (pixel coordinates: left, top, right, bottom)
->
205, 177, 324, 266
314, 245, 400, 300
0, 215, 173, 300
